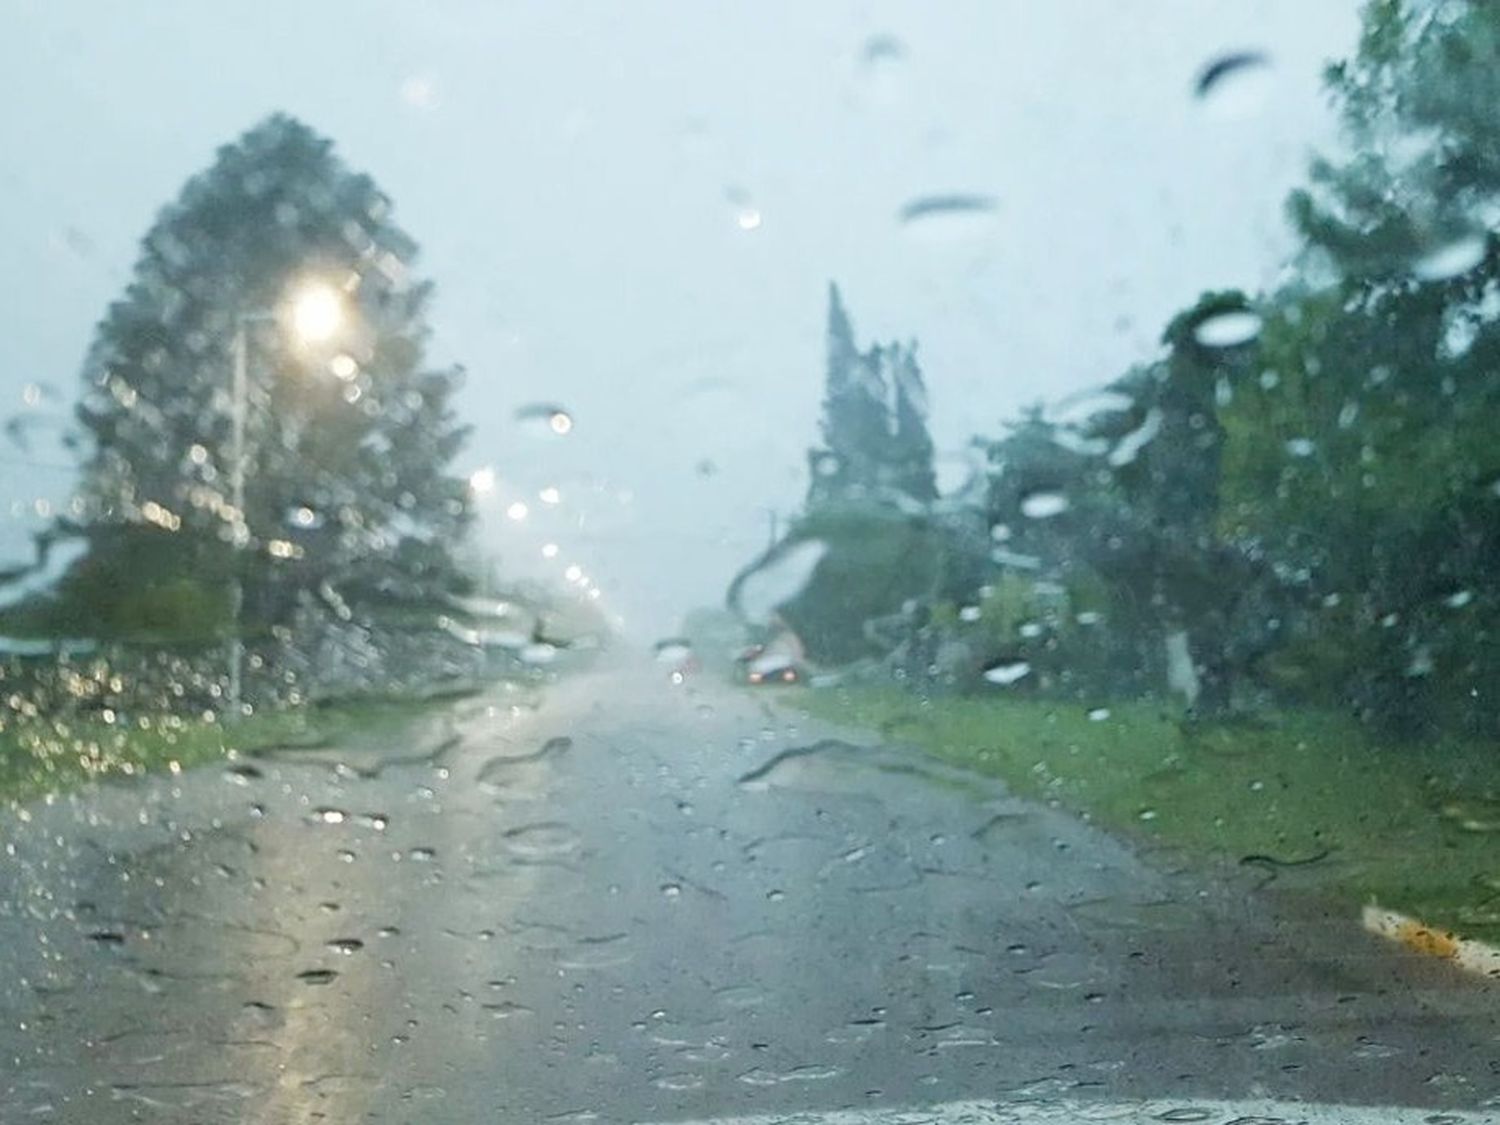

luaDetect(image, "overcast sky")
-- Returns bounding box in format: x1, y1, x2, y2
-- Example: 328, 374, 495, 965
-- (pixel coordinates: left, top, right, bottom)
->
1, 1, 1361, 636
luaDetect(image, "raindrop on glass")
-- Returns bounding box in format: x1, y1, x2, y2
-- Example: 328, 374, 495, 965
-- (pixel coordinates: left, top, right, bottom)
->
1194, 51, 1273, 118
981, 659, 1031, 686
516, 403, 574, 436
1193, 309, 1262, 348
1413, 233, 1486, 282
1019, 491, 1069, 519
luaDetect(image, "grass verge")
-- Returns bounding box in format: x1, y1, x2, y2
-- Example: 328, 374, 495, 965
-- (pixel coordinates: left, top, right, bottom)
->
795, 687, 1500, 946
0, 697, 439, 806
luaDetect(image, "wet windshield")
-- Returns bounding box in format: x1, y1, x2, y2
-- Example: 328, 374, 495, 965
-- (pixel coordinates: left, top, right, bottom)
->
4, 3, 1500, 1123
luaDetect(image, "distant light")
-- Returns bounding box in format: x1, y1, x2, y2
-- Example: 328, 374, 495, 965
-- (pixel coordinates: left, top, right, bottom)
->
736, 208, 763, 231
290, 283, 344, 343
506, 501, 529, 521
538, 486, 561, 505
564, 564, 583, 583
549, 411, 573, 435
541, 542, 559, 559
469, 467, 496, 495
329, 353, 359, 380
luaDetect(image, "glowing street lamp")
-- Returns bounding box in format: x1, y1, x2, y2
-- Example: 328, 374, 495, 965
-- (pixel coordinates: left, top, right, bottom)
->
290, 282, 345, 343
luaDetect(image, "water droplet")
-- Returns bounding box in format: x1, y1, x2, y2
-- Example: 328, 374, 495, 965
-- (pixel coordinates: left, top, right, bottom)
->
515, 642, 555, 665
224, 763, 262, 784
730, 538, 827, 625
407, 846, 436, 862
1087, 707, 1111, 722
660, 883, 682, 898
326, 938, 364, 955
655, 1073, 705, 1091
1194, 51, 1273, 118
1019, 491, 1069, 519
1049, 388, 1137, 428
1413, 233, 1486, 281
897, 194, 998, 241
766, 889, 785, 902
482, 1000, 534, 1019
738, 1064, 842, 1086
653, 638, 693, 664
1193, 309, 1262, 348
515, 403, 573, 436
1107, 408, 1162, 468
296, 969, 339, 985
354, 812, 389, 831
503, 821, 582, 857
862, 33, 905, 66
981, 659, 1032, 686
1285, 437, 1316, 457
1445, 589, 1474, 609
400, 75, 440, 109
312, 807, 348, 825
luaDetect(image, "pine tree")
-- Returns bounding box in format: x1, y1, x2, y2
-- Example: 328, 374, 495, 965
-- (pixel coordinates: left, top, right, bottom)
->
888, 342, 938, 502
62, 114, 472, 634
807, 284, 937, 507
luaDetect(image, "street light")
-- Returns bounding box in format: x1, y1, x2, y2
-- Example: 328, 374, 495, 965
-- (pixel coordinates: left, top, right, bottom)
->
226, 281, 348, 721
290, 283, 344, 343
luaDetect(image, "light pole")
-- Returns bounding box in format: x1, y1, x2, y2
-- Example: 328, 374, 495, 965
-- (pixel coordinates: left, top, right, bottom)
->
225, 283, 346, 722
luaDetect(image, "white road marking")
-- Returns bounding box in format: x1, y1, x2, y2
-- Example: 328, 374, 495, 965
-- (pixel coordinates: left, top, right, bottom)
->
658, 1097, 1499, 1124
1363, 903, 1500, 979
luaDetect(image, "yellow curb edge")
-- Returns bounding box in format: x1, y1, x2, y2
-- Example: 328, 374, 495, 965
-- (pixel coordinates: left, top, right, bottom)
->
1362, 903, 1500, 980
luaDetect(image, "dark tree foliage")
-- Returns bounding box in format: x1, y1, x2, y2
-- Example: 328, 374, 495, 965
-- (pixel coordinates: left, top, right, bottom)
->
53, 114, 472, 637
807, 284, 937, 508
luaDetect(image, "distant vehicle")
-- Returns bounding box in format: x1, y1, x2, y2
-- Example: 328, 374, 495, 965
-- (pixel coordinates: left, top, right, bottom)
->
736, 644, 803, 686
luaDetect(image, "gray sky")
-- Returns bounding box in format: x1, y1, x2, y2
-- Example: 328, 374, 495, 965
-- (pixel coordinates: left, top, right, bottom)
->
1, 0, 1360, 636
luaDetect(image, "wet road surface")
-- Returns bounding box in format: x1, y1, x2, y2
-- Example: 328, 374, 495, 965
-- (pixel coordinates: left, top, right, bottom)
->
2, 656, 1497, 1122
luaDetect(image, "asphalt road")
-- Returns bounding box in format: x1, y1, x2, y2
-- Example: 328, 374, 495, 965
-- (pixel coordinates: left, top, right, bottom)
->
1, 655, 1497, 1124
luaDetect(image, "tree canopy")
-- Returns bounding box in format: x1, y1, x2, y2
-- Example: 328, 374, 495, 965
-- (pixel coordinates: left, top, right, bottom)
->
33, 114, 473, 639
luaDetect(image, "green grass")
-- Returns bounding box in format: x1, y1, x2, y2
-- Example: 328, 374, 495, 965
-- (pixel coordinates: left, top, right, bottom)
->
0, 697, 438, 806
796, 687, 1500, 945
